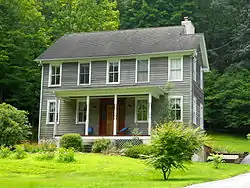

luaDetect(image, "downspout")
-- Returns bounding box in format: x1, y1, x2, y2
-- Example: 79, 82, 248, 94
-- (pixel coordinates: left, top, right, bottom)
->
38, 61, 44, 143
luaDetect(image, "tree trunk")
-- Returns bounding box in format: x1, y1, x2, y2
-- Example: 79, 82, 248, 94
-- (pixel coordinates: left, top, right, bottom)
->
161, 167, 167, 180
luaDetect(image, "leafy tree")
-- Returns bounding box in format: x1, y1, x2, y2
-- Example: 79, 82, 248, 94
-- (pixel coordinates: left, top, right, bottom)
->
147, 121, 207, 180
0, 103, 31, 146
204, 66, 250, 128
118, 0, 197, 29
38, 0, 119, 40
0, 0, 48, 139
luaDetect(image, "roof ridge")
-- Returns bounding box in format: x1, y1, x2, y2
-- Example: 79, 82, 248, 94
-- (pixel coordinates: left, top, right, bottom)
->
65, 25, 185, 36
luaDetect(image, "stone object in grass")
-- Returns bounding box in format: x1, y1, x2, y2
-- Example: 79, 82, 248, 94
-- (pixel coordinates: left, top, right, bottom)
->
240, 154, 250, 164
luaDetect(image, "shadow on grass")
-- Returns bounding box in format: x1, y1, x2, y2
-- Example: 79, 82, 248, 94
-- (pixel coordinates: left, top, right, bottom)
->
149, 177, 211, 182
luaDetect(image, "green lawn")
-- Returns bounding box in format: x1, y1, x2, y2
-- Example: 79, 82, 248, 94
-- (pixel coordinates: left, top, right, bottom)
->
207, 132, 250, 153
0, 153, 250, 188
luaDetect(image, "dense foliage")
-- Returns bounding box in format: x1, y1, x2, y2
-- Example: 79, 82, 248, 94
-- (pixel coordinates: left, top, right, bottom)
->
0, 103, 31, 146
148, 121, 207, 180
60, 133, 83, 151
123, 144, 153, 159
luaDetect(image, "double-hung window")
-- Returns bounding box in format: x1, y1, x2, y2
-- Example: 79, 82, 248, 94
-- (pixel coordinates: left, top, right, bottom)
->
107, 61, 120, 84
46, 100, 60, 124
78, 63, 91, 85
193, 60, 197, 82
193, 97, 197, 124
135, 98, 148, 122
136, 59, 150, 82
76, 101, 87, 124
49, 64, 61, 87
168, 57, 183, 81
200, 67, 203, 89
169, 96, 183, 121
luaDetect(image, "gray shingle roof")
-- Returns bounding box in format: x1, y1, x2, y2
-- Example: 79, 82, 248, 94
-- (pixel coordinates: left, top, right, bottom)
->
36, 26, 202, 61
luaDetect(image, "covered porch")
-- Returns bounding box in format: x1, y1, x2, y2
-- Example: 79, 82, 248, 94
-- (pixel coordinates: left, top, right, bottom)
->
53, 86, 165, 142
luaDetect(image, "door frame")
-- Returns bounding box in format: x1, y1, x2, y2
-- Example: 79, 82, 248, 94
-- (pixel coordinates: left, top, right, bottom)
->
99, 98, 125, 136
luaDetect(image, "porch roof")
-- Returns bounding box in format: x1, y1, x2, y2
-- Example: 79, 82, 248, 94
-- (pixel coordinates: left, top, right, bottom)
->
54, 86, 165, 98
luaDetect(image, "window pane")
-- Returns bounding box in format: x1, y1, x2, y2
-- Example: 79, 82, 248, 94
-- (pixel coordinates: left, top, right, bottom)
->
49, 102, 55, 112
170, 98, 182, 121
49, 113, 54, 123
109, 63, 114, 72
109, 73, 113, 82
56, 75, 60, 85
114, 63, 118, 72
114, 73, 118, 82
56, 66, 60, 74
51, 75, 56, 85
138, 60, 148, 71
137, 100, 147, 121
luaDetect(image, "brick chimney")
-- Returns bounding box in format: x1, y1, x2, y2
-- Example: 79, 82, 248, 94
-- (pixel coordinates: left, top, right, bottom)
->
181, 17, 195, 34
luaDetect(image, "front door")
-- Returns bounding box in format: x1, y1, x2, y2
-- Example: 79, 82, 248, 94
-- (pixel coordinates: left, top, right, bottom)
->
106, 104, 114, 135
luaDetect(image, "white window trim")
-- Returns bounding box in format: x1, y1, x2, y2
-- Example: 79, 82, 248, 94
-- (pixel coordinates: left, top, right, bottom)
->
193, 97, 197, 125
193, 59, 197, 82
48, 64, 62, 87
168, 56, 183, 81
135, 58, 150, 83
106, 60, 120, 84
76, 99, 87, 124
200, 67, 203, 89
200, 103, 204, 129
77, 62, 91, 85
134, 97, 148, 123
169, 96, 183, 122
46, 99, 60, 124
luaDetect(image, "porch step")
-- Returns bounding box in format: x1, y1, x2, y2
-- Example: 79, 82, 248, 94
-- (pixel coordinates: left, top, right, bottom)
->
83, 144, 93, 153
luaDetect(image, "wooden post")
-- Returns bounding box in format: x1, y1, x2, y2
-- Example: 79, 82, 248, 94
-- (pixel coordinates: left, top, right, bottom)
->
113, 94, 117, 135
148, 93, 152, 135
85, 96, 90, 135
53, 98, 58, 139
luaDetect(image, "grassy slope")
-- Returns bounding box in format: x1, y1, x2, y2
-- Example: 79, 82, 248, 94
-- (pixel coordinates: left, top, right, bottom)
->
207, 133, 250, 153
0, 153, 249, 188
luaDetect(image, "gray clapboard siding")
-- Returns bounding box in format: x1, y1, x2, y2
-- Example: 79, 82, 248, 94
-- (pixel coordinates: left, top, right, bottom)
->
40, 54, 197, 139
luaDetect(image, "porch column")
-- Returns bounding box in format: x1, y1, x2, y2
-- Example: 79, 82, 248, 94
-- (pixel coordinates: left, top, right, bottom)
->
113, 94, 118, 135
53, 97, 59, 139
148, 93, 152, 135
85, 96, 90, 136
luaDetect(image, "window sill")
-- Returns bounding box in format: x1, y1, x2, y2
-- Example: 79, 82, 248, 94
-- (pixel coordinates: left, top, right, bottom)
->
78, 83, 91, 86
106, 82, 120, 85
76, 122, 86, 125
135, 121, 148, 123
46, 122, 59, 125
48, 85, 61, 88
168, 80, 183, 82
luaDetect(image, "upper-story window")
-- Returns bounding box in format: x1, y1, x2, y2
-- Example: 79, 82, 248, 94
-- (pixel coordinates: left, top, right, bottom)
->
78, 63, 91, 85
106, 61, 120, 84
135, 98, 148, 123
136, 59, 150, 83
193, 59, 197, 82
49, 64, 62, 87
169, 96, 183, 121
168, 57, 183, 81
200, 67, 203, 89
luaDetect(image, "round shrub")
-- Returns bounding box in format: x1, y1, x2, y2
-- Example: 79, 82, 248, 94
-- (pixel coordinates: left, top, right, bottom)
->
92, 139, 111, 153
0, 103, 31, 146
60, 134, 82, 151
124, 144, 153, 158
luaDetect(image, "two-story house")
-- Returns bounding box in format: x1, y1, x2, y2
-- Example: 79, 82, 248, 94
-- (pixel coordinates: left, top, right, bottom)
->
35, 18, 209, 144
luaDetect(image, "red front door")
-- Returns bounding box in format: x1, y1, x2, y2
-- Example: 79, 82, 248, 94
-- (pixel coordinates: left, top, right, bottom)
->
99, 98, 125, 136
